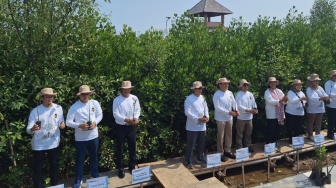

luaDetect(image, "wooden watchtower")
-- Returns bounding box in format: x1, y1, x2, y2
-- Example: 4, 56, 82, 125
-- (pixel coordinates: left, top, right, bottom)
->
189, 0, 233, 30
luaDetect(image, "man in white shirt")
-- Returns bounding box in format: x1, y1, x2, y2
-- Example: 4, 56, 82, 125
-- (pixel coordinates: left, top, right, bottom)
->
213, 77, 238, 161
325, 70, 336, 139
184, 81, 209, 169
66, 85, 103, 188
27, 88, 65, 188
235, 79, 258, 153
113, 81, 140, 178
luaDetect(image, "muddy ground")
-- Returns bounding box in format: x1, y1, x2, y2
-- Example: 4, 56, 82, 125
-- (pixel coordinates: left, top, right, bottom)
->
205, 145, 336, 188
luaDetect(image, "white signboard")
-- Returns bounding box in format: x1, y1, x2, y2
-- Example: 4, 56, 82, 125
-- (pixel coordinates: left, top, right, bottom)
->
46, 185, 64, 188
264, 143, 275, 156
236, 147, 249, 162
86, 176, 108, 188
292, 137, 304, 149
314, 134, 325, 147
334, 133, 336, 142
132, 166, 151, 184
206, 153, 221, 168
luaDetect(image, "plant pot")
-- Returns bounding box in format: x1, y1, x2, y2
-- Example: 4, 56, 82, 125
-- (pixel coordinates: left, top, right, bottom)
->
315, 176, 322, 186
315, 172, 327, 186
326, 174, 331, 184
309, 169, 316, 179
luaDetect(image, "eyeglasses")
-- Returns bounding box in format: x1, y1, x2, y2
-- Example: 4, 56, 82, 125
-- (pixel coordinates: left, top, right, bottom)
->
243, 83, 249, 86
195, 88, 203, 90
80, 93, 90, 96
219, 83, 229, 85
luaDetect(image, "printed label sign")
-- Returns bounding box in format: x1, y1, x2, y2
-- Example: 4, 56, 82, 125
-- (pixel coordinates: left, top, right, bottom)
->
87, 176, 108, 188
292, 137, 304, 149
132, 166, 151, 184
314, 134, 325, 147
236, 147, 249, 162
264, 143, 275, 156
206, 153, 221, 168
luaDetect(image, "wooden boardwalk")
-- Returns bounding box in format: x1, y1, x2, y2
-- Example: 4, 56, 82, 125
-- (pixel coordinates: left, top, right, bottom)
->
59, 130, 336, 187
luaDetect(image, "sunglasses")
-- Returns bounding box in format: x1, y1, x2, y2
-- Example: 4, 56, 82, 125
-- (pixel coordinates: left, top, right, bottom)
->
243, 83, 249, 86
42, 96, 54, 99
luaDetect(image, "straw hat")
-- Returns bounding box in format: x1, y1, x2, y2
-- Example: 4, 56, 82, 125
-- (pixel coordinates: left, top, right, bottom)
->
267, 77, 279, 85
238, 79, 250, 88
216, 77, 230, 85
307, 73, 321, 81
291, 79, 303, 86
190, 81, 205, 89
76, 85, 94, 96
120, 81, 134, 89
38, 88, 57, 96
329, 70, 336, 78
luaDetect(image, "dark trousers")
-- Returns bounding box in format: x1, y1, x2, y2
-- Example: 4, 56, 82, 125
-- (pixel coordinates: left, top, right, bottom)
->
33, 146, 59, 188
327, 107, 336, 136
75, 137, 99, 181
266, 119, 281, 144
185, 131, 205, 164
115, 125, 137, 170
286, 113, 304, 142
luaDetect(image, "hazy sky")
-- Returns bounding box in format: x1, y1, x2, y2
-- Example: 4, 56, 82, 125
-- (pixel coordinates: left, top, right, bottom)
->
97, 0, 315, 34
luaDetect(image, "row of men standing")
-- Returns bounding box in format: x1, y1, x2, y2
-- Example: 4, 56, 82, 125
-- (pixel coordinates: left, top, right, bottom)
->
26, 81, 140, 188
184, 70, 336, 169
184, 77, 257, 169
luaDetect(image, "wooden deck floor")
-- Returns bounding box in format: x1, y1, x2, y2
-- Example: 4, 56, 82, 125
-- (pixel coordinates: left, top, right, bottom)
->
59, 130, 336, 187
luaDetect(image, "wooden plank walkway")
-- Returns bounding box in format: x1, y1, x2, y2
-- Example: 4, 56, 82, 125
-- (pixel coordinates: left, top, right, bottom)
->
152, 162, 199, 187
59, 130, 336, 187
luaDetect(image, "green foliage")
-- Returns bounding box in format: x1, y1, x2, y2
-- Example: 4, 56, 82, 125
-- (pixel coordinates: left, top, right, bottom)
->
1, 0, 336, 187
314, 145, 328, 172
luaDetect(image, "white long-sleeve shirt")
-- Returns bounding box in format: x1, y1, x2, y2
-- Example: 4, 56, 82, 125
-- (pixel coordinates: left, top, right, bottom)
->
264, 88, 285, 119
325, 80, 336, 108
184, 94, 209, 131
66, 99, 103, 141
27, 103, 64, 150
113, 94, 141, 125
285, 90, 306, 116
213, 90, 237, 122
306, 86, 327, 113
235, 90, 257, 120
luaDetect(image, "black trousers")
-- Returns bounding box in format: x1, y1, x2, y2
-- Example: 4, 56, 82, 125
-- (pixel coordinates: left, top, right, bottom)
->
266, 119, 281, 144
33, 146, 59, 188
115, 125, 136, 170
184, 131, 205, 164
327, 107, 336, 136
285, 113, 304, 142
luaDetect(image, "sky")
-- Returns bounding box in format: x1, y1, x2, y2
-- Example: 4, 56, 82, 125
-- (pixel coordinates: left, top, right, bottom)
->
97, 0, 315, 34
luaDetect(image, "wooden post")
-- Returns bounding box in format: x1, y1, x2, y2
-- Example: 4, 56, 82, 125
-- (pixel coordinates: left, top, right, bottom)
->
267, 155, 270, 182
221, 15, 224, 27
296, 149, 300, 174
242, 161, 246, 188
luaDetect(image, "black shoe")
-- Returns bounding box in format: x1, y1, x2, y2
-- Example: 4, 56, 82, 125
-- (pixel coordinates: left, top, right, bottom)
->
128, 166, 135, 174
224, 152, 236, 159
221, 155, 227, 162
118, 169, 125, 179
248, 146, 254, 153
327, 134, 334, 139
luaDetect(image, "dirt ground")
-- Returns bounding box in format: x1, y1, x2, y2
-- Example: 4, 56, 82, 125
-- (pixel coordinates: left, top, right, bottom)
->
213, 145, 336, 188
